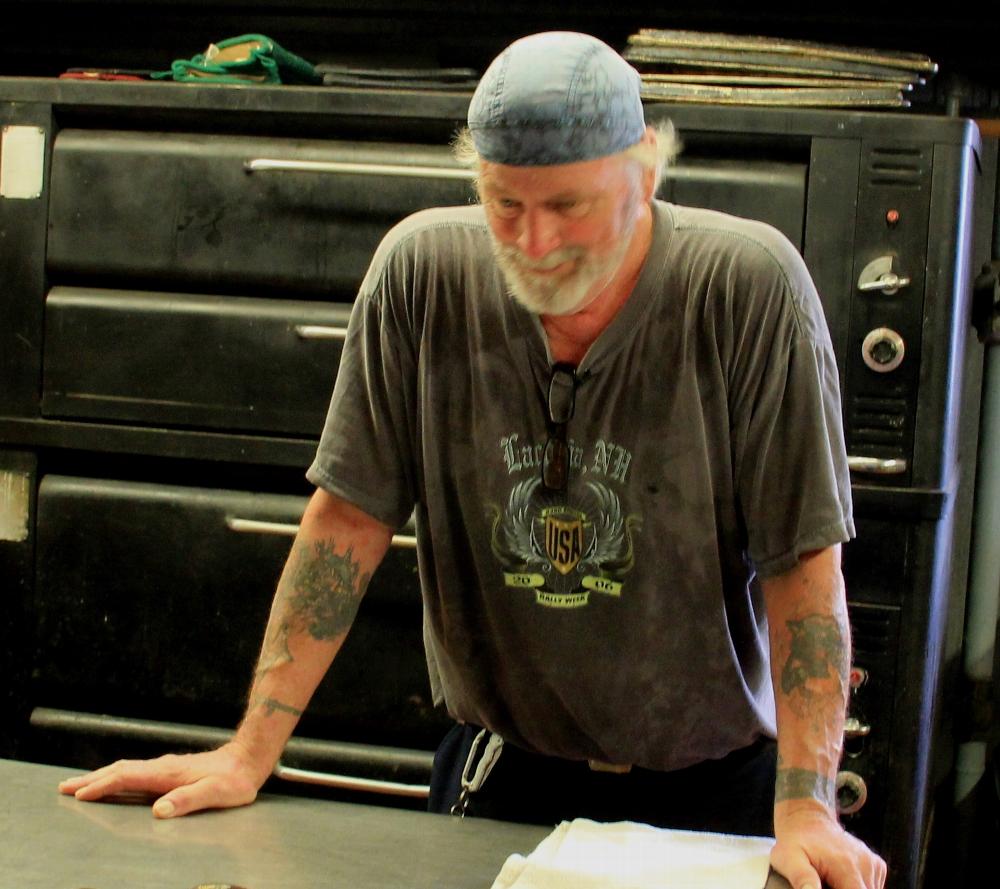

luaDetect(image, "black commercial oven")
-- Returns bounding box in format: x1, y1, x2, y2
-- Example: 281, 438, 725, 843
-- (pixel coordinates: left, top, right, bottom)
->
0, 78, 995, 888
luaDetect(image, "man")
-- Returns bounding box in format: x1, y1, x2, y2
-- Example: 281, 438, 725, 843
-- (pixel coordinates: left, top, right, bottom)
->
60, 31, 886, 889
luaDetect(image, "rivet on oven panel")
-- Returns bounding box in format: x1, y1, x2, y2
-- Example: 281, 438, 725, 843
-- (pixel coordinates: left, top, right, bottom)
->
862, 327, 905, 373
886, 208, 900, 227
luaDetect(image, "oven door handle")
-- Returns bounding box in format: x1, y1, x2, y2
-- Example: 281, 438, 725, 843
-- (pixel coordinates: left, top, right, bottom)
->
225, 516, 417, 549
30, 707, 432, 799
847, 456, 908, 475
294, 324, 348, 341
272, 761, 429, 798
243, 157, 476, 181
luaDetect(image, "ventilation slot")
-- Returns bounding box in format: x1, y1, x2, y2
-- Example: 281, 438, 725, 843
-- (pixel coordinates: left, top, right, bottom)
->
850, 396, 908, 450
867, 147, 926, 189
849, 604, 898, 659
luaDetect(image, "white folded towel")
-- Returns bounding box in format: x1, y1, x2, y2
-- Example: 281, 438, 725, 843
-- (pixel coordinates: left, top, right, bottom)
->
491, 818, 775, 889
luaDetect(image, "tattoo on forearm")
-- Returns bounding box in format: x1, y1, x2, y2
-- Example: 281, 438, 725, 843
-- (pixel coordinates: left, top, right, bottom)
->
286, 539, 371, 640
775, 765, 836, 808
256, 697, 303, 718
255, 629, 294, 680
781, 614, 849, 718
253, 537, 371, 685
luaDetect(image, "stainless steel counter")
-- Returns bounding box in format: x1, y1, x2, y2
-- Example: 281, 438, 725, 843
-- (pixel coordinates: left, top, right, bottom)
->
0, 758, 549, 888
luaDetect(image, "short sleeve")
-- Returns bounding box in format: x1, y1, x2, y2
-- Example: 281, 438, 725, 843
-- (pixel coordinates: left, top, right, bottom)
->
728, 239, 855, 579
306, 249, 418, 529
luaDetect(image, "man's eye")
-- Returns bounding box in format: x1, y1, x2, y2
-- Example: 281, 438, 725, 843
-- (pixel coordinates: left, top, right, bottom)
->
491, 199, 520, 218
553, 200, 588, 217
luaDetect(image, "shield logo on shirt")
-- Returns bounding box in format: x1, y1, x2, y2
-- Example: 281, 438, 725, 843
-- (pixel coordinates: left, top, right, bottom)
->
544, 509, 584, 575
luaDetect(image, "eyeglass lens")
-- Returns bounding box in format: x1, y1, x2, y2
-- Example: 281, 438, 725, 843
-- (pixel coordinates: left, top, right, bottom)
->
547, 364, 576, 425
542, 363, 577, 493
542, 436, 570, 491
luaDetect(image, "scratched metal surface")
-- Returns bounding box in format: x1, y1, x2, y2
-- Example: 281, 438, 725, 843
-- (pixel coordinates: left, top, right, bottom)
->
1, 758, 548, 889
3, 758, 797, 888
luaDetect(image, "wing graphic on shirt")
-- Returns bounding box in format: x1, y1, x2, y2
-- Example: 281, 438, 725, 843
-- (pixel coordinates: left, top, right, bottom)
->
488, 476, 544, 569
580, 481, 641, 576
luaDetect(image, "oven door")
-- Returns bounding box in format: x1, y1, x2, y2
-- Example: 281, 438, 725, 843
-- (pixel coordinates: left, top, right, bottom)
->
30, 475, 448, 794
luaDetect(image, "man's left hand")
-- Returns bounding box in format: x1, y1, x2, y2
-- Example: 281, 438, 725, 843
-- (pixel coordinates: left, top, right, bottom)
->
770, 806, 887, 889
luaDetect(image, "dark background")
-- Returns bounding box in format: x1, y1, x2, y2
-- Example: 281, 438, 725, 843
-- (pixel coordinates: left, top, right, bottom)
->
2, 1, 999, 116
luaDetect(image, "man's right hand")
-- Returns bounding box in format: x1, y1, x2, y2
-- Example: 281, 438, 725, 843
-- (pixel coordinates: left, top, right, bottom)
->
57, 740, 269, 818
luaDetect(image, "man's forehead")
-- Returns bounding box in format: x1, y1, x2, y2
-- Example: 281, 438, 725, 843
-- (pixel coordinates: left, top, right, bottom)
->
478, 154, 628, 194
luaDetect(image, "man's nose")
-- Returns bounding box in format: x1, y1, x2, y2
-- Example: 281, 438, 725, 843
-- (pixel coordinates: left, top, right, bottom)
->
516, 209, 561, 260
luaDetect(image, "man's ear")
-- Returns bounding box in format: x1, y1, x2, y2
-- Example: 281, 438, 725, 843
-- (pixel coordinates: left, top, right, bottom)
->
641, 126, 658, 201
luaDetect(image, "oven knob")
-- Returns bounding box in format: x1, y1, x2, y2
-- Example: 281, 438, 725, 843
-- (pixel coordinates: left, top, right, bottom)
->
836, 771, 869, 815
862, 328, 905, 372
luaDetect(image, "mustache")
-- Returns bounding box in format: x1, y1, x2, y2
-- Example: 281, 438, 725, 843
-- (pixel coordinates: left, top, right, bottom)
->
493, 244, 586, 271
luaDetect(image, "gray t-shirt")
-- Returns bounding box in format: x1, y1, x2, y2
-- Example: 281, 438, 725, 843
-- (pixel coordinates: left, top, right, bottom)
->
307, 200, 854, 772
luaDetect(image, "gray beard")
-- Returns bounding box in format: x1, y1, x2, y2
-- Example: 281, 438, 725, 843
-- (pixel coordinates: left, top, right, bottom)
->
490, 227, 634, 318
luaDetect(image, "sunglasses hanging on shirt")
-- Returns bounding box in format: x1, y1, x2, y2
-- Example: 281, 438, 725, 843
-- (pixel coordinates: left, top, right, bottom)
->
541, 363, 578, 494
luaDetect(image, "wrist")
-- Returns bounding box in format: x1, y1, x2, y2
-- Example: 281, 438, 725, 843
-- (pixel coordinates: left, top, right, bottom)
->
774, 758, 837, 809
231, 708, 296, 783
224, 734, 279, 787
773, 797, 839, 834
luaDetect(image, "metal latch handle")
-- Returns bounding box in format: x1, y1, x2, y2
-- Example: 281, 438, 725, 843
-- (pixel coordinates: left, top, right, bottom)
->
858, 272, 911, 292
844, 717, 871, 738
858, 256, 911, 295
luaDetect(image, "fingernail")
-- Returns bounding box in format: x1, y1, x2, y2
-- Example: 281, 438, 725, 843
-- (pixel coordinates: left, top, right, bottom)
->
153, 799, 175, 818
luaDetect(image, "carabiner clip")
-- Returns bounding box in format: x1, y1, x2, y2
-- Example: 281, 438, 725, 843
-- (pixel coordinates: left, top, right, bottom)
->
449, 729, 504, 818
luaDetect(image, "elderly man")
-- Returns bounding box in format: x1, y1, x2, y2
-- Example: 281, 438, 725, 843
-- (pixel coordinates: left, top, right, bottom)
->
60, 31, 885, 889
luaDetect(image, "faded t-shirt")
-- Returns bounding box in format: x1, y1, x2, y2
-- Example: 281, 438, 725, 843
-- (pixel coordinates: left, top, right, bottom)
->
307, 200, 854, 772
